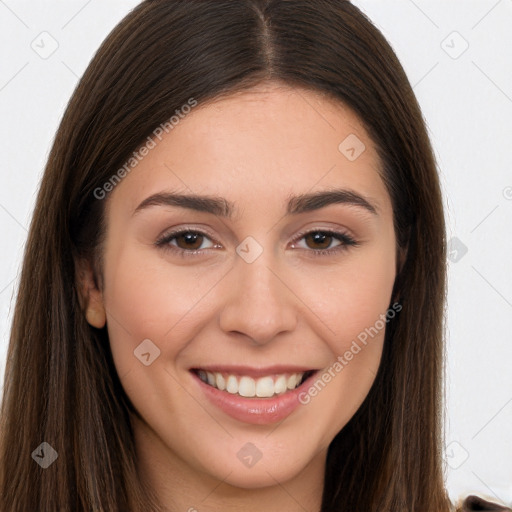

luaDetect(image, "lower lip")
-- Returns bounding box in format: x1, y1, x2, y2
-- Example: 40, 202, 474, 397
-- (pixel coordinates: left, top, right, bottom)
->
191, 371, 318, 425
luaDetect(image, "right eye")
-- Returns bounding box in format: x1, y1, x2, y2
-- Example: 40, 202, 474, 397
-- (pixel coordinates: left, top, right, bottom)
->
155, 229, 221, 256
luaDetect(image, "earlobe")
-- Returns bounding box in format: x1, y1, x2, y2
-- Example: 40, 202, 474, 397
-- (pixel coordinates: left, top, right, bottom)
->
85, 302, 107, 328
76, 259, 106, 329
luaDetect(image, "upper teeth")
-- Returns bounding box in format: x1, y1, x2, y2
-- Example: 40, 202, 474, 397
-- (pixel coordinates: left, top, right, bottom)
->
196, 371, 306, 398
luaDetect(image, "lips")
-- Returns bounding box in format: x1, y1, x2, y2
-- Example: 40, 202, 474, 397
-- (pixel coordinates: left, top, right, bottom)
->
190, 366, 319, 424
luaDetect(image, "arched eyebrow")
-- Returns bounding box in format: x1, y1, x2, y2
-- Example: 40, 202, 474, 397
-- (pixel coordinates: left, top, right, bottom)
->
132, 188, 378, 218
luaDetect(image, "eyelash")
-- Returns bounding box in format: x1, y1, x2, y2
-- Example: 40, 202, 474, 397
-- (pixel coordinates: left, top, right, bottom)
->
155, 228, 358, 258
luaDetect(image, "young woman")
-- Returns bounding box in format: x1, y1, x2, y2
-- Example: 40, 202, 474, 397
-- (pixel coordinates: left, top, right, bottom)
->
1, 1, 509, 511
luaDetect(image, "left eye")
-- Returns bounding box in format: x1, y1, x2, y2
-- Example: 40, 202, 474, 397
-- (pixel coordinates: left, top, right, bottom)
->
291, 230, 357, 252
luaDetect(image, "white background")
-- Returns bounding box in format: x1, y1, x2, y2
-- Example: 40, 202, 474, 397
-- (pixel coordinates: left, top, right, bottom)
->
0, 0, 511, 506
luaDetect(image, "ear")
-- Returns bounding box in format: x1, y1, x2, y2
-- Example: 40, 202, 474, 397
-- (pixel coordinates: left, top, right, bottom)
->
76, 259, 106, 329
392, 243, 409, 303
397, 243, 408, 275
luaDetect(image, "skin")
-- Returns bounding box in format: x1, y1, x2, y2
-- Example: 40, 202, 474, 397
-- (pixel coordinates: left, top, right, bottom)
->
82, 82, 398, 512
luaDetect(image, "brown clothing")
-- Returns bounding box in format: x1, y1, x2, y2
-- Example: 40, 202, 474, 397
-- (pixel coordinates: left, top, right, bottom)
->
462, 495, 512, 511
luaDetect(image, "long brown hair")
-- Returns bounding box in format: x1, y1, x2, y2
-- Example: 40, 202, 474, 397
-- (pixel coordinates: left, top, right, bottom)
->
0, 1, 451, 510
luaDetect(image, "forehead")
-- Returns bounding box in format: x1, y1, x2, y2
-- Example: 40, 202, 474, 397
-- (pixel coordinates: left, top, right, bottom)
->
107, 83, 391, 218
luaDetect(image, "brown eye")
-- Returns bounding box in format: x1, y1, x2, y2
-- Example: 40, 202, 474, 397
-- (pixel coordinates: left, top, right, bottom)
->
174, 232, 205, 250
156, 230, 217, 254
303, 232, 337, 250
291, 229, 358, 256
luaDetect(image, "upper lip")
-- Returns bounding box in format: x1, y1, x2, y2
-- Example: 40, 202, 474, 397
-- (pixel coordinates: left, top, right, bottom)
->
190, 365, 319, 378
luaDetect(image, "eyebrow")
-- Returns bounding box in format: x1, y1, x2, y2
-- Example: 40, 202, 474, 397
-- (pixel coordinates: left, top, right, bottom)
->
133, 188, 378, 218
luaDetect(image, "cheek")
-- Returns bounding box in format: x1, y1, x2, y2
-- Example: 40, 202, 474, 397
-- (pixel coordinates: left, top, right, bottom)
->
101, 244, 225, 377
293, 245, 397, 354
288, 246, 396, 419
291, 254, 397, 443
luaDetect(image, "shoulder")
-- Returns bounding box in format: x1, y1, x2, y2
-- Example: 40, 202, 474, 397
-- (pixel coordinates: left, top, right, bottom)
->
458, 495, 512, 512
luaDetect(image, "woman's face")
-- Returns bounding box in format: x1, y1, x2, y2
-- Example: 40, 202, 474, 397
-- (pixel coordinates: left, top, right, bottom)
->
92, 83, 397, 491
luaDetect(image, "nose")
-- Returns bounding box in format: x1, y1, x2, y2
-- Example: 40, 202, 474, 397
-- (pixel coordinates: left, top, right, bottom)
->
218, 250, 298, 346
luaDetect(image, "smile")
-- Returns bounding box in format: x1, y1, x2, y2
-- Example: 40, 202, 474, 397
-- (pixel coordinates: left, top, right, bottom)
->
194, 369, 314, 398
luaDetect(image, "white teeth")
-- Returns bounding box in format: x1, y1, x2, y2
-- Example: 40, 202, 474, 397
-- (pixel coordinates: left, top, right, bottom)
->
239, 376, 256, 397
226, 375, 238, 394
216, 373, 226, 391
197, 370, 308, 398
274, 375, 287, 394
256, 376, 274, 397
287, 374, 297, 390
